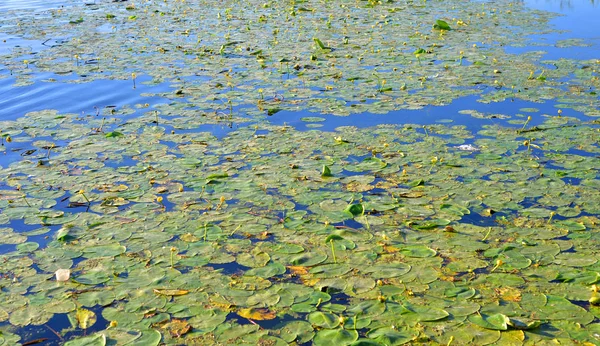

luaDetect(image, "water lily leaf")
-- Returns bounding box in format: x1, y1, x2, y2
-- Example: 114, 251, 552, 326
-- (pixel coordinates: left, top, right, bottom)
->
407, 179, 424, 188
412, 219, 450, 229
554, 252, 597, 267
439, 203, 470, 216
468, 313, 509, 330
0, 308, 8, 322
77, 290, 116, 307
313, 37, 329, 50
348, 300, 386, 317
433, 19, 451, 31
362, 264, 411, 278
82, 244, 126, 258
105, 131, 123, 138
289, 252, 328, 267
556, 220, 586, 231
279, 321, 315, 344
153, 289, 189, 296
444, 287, 476, 299
160, 318, 191, 338
344, 203, 364, 217
56, 226, 73, 241
73, 272, 110, 285
413, 48, 426, 56
313, 328, 358, 346
310, 264, 352, 278
403, 304, 449, 322
100, 328, 141, 345
237, 308, 276, 321
322, 165, 333, 177
16, 242, 39, 253
349, 340, 381, 346
399, 245, 437, 258
507, 317, 541, 330
245, 262, 286, 278
367, 327, 417, 345
9, 305, 53, 326
308, 311, 340, 329
75, 308, 96, 329
188, 309, 228, 333
64, 334, 106, 346
126, 329, 160, 346
325, 234, 345, 243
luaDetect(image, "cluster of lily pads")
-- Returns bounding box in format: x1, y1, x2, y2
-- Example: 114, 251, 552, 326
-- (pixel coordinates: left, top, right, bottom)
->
1, 0, 599, 117
1, 107, 600, 345
1, 0, 600, 345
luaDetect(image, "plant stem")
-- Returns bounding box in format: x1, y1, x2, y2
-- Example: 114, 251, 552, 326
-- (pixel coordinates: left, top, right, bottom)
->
330, 239, 337, 264
482, 227, 492, 241
230, 224, 242, 236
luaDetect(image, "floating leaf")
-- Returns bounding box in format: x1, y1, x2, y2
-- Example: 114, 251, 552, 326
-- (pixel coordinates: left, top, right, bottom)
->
237, 308, 277, 321
433, 19, 451, 30
344, 204, 364, 217
75, 308, 96, 329
73, 272, 110, 285
362, 264, 411, 278
468, 313, 509, 330
313, 328, 358, 346
82, 244, 126, 258
399, 245, 437, 258
507, 317, 542, 330
322, 165, 333, 177
313, 37, 329, 50
308, 311, 340, 329
105, 131, 123, 138
367, 327, 417, 345
153, 289, 189, 296
64, 334, 106, 346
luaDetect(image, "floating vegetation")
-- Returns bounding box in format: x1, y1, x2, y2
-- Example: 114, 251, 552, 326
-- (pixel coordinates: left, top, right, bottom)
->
1, 0, 600, 345
1, 108, 600, 344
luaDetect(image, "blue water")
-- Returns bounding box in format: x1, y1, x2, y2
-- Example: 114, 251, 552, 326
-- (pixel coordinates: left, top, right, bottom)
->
506, 0, 600, 60
0, 0, 597, 126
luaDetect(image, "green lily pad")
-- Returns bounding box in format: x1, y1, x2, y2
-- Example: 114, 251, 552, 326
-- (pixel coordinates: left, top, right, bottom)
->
313, 328, 358, 346
468, 313, 509, 330
367, 327, 417, 345
399, 245, 437, 258
308, 311, 340, 329
64, 334, 106, 346
82, 244, 126, 258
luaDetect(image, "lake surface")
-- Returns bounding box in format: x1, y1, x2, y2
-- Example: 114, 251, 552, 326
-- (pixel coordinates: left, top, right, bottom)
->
1, 0, 600, 345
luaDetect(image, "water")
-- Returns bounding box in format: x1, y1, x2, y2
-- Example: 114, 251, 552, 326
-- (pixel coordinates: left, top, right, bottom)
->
1, 0, 599, 344
506, 0, 600, 59
0, 0, 597, 128
0, 75, 174, 120
0, 0, 70, 11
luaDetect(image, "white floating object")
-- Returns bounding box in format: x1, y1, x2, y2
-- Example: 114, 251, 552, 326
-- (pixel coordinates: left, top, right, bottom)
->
455, 144, 479, 151
55, 269, 71, 282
